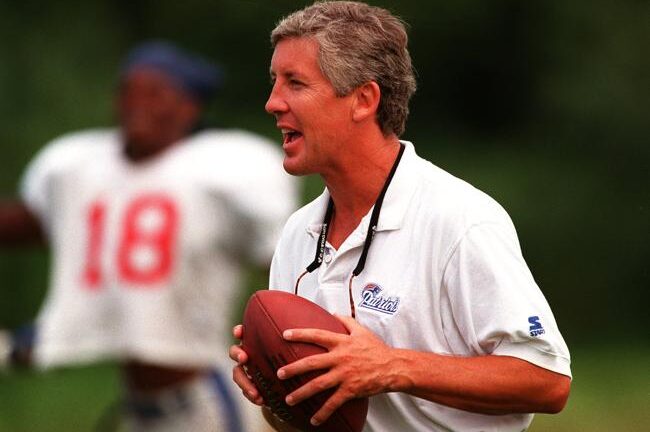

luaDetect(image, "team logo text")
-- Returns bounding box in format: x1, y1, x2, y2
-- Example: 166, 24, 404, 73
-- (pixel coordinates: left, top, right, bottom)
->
359, 284, 400, 315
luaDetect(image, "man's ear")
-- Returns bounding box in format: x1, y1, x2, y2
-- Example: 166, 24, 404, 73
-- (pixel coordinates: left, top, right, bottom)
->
351, 81, 381, 123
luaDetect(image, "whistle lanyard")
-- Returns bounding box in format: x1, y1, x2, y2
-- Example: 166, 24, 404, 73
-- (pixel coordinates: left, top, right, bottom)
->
294, 143, 405, 317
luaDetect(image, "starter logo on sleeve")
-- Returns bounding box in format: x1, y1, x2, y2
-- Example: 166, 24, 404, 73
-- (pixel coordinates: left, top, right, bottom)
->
528, 316, 546, 337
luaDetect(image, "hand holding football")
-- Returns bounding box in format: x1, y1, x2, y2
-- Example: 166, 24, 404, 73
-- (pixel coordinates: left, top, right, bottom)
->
241, 290, 369, 432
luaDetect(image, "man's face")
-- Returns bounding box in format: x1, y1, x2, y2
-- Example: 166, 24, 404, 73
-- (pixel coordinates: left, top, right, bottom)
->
265, 37, 355, 176
117, 68, 199, 161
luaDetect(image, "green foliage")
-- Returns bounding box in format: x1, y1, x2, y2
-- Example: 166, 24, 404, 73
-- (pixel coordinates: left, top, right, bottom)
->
0, 1, 647, 430
0, 1, 647, 426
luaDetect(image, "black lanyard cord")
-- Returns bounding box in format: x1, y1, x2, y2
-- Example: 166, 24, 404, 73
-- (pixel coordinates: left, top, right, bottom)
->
353, 142, 405, 276
305, 198, 334, 273
304, 143, 406, 277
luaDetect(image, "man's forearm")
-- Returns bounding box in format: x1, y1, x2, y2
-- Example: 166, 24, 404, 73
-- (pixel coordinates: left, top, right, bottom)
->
386, 349, 570, 415
0, 201, 44, 245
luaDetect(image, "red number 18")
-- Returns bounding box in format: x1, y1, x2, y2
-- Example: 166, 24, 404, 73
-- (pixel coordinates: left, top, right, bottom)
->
82, 194, 178, 289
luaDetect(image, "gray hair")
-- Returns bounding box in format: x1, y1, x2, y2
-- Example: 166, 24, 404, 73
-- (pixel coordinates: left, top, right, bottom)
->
271, 1, 417, 137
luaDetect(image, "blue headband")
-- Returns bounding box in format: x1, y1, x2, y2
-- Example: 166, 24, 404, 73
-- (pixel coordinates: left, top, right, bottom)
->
121, 40, 223, 104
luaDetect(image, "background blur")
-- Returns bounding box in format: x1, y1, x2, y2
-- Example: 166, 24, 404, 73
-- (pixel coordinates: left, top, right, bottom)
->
0, 0, 647, 431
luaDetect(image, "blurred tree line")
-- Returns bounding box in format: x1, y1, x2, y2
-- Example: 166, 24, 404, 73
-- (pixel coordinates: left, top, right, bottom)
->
0, 0, 647, 349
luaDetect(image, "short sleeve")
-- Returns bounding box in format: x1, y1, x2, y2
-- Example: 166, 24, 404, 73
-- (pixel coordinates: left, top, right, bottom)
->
19, 137, 74, 232
18, 130, 117, 234
190, 130, 300, 267
442, 222, 571, 377
230, 145, 299, 266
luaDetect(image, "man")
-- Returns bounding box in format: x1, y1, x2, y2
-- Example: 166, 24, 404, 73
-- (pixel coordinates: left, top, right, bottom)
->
0, 40, 298, 431
230, 2, 571, 431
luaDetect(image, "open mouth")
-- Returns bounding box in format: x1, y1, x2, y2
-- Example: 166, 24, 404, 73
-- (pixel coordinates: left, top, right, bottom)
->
282, 128, 303, 145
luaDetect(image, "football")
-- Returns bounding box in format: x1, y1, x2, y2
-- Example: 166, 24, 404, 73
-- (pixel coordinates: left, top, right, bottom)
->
241, 290, 369, 432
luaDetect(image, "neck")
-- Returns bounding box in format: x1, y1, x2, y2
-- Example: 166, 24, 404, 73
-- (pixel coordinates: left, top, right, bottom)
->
323, 134, 401, 248
123, 135, 184, 163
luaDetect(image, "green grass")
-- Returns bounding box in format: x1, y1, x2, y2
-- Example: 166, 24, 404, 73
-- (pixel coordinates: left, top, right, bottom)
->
529, 345, 649, 432
0, 363, 120, 432
0, 346, 647, 431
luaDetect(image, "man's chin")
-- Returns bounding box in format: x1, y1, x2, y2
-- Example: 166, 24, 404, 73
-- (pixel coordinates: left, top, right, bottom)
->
282, 159, 311, 176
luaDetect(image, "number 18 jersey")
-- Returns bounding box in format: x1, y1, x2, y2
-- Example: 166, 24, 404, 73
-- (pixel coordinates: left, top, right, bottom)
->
20, 128, 298, 369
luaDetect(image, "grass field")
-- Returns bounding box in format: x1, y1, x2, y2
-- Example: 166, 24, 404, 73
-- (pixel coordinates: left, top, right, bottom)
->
0, 345, 647, 431
529, 345, 649, 432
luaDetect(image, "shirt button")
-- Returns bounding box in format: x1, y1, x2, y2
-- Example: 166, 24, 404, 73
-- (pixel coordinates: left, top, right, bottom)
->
324, 248, 332, 264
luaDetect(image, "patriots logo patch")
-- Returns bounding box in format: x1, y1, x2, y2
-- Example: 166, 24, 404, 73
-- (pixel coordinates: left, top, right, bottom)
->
358, 283, 400, 315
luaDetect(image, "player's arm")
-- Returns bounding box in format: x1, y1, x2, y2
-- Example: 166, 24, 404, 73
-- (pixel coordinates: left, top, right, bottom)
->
0, 200, 44, 245
276, 317, 570, 426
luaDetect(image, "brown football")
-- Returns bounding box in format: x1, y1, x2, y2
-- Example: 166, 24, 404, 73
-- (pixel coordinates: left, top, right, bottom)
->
241, 290, 369, 432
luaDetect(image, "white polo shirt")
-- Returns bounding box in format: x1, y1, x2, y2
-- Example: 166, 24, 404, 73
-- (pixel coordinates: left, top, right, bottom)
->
270, 141, 571, 432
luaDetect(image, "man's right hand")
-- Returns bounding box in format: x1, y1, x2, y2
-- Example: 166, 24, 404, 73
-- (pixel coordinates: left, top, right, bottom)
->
230, 324, 305, 432
229, 324, 264, 406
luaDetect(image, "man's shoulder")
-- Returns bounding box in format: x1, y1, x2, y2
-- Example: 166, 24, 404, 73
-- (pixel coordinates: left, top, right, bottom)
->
26, 128, 118, 176
184, 128, 282, 160
174, 129, 296, 201
173, 129, 284, 178
411, 154, 512, 228
45, 128, 118, 151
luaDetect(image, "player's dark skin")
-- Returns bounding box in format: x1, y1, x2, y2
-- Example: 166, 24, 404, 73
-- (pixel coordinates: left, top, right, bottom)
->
0, 203, 43, 245
0, 68, 204, 391
118, 68, 201, 163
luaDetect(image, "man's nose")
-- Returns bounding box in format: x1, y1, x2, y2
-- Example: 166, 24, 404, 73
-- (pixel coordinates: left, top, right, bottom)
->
265, 83, 288, 115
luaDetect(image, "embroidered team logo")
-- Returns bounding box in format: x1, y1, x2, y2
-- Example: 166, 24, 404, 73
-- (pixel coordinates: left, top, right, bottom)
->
528, 316, 546, 337
358, 283, 400, 315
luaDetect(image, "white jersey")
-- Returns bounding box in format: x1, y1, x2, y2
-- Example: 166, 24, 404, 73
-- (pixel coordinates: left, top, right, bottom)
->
21, 128, 298, 369
270, 141, 571, 432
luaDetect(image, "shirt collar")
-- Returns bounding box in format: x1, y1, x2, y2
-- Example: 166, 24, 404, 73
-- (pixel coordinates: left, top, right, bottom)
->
375, 140, 419, 231
306, 190, 332, 238
305, 140, 419, 238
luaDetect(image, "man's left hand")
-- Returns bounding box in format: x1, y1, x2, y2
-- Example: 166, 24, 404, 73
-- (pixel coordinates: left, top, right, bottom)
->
277, 315, 399, 426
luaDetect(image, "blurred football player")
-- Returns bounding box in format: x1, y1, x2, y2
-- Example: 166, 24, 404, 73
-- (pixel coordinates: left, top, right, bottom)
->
0, 40, 298, 431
